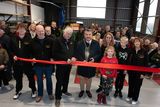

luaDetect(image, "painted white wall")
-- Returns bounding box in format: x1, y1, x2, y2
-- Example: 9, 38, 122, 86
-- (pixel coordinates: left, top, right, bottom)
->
31, 4, 44, 23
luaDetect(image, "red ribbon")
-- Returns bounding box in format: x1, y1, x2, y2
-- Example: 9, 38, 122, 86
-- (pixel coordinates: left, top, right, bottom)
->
17, 57, 160, 73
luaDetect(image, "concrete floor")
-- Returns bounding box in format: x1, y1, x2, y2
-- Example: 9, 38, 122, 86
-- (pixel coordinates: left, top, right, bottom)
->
0, 67, 160, 107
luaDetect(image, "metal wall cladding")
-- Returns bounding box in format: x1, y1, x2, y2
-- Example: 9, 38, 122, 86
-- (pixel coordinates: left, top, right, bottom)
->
116, 9, 132, 20
117, 0, 132, 8
106, 0, 116, 7
106, 8, 115, 19
70, 0, 133, 27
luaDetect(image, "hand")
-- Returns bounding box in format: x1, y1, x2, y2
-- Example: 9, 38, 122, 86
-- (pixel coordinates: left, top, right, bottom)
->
13, 56, 17, 61
140, 75, 144, 79
124, 70, 127, 74
71, 57, 76, 62
0, 65, 5, 69
83, 60, 87, 62
67, 59, 71, 64
89, 58, 94, 62
50, 58, 54, 61
102, 75, 107, 79
32, 58, 36, 65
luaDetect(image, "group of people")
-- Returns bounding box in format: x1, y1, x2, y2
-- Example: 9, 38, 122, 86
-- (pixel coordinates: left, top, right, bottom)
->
0, 20, 160, 106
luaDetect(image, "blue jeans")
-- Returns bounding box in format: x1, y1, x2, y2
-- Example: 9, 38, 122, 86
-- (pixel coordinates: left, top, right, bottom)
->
34, 65, 53, 96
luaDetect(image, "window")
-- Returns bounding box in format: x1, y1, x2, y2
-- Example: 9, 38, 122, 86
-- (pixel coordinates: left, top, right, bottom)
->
77, 0, 106, 19
136, 18, 142, 32
137, 1, 144, 17
145, 0, 158, 34
136, 0, 144, 32
146, 17, 156, 34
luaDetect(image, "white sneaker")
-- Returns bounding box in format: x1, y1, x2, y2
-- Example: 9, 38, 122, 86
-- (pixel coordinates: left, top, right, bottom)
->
5, 85, 11, 90
31, 92, 37, 98
132, 101, 138, 105
13, 92, 22, 99
126, 97, 132, 102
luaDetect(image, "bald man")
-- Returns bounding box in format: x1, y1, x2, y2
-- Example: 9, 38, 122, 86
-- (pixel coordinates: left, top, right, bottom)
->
32, 25, 54, 102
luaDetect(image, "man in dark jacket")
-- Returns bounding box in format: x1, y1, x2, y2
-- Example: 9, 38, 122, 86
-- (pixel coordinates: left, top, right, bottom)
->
45, 26, 56, 74
51, 21, 61, 38
11, 23, 36, 100
32, 24, 54, 102
54, 26, 76, 106
75, 29, 101, 98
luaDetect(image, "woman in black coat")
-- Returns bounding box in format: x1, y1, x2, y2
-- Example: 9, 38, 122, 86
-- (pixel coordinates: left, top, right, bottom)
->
126, 37, 148, 105
75, 29, 101, 98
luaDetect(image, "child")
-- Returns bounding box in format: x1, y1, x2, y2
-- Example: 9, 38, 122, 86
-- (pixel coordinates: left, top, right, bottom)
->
0, 43, 10, 90
97, 46, 118, 104
114, 36, 130, 98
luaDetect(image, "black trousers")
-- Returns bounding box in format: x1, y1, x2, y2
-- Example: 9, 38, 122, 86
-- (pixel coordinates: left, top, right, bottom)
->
55, 65, 72, 100
115, 70, 126, 92
128, 72, 143, 101
0, 69, 9, 87
13, 64, 36, 93
6, 58, 13, 81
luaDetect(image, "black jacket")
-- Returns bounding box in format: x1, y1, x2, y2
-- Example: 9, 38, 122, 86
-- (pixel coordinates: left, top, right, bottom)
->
11, 34, 33, 66
51, 28, 61, 38
129, 48, 148, 76
0, 34, 11, 55
75, 39, 101, 78
53, 36, 75, 61
32, 36, 54, 66
11, 34, 32, 58
115, 45, 131, 65
148, 49, 158, 64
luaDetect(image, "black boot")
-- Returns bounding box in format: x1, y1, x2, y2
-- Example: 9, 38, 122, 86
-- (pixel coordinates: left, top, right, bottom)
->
96, 87, 102, 93
114, 90, 118, 98
119, 91, 123, 98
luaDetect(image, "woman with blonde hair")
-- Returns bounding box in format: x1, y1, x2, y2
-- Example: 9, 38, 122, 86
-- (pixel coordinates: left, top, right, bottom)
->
102, 32, 115, 47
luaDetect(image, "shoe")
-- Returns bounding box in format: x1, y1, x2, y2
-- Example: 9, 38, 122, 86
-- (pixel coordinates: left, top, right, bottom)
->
97, 93, 102, 104
5, 85, 11, 90
126, 97, 132, 102
36, 96, 42, 102
131, 101, 138, 105
106, 92, 109, 96
96, 87, 102, 93
119, 91, 123, 98
13, 92, 22, 100
55, 100, 60, 107
31, 91, 36, 98
63, 92, 72, 96
49, 95, 54, 100
78, 91, 84, 98
114, 91, 118, 98
102, 93, 107, 104
86, 90, 92, 98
